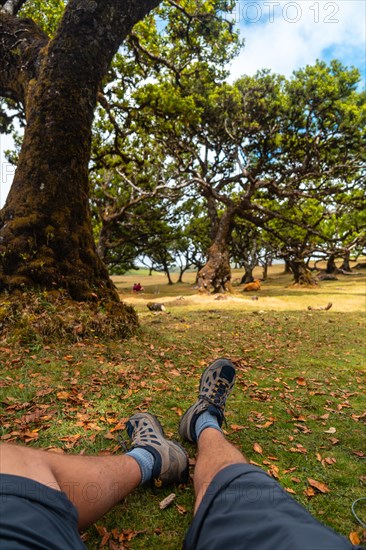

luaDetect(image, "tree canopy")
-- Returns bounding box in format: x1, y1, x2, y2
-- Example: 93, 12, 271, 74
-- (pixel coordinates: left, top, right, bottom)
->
1, 0, 365, 298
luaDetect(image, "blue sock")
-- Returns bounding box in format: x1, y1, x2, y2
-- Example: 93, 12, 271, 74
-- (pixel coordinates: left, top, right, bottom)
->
195, 410, 221, 441
127, 447, 154, 485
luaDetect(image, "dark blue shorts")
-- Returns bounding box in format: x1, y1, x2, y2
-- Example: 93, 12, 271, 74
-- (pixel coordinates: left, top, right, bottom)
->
0, 474, 86, 549
184, 464, 364, 550
1, 468, 363, 549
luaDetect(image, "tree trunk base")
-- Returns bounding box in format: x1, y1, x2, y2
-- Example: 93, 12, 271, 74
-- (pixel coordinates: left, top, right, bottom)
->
197, 244, 232, 293
0, 209, 120, 302
290, 280, 319, 287
240, 273, 254, 285
289, 260, 319, 286
0, 289, 138, 344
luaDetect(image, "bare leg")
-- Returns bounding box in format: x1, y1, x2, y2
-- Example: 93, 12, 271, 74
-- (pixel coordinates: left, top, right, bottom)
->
193, 428, 247, 512
0, 443, 141, 530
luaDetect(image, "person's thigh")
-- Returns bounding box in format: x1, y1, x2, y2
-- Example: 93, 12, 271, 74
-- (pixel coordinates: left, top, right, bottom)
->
184, 464, 361, 550
0, 474, 86, 549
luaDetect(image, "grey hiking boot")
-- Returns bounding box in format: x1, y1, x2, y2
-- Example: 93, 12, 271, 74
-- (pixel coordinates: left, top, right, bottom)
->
126, 412, 189, 487
179, 358, 236, 443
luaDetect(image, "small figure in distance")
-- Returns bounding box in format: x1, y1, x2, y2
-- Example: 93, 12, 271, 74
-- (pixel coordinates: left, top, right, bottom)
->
132, 283, 144, 292
243, 279, 261, 292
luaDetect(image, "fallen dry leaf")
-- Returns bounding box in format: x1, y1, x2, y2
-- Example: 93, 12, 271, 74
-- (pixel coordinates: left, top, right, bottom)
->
36, 388, 53, 397
56, 391, 70, 400
169, 369, 181, 377
324, 427, 336, 434
256, 421, 273, 429
294, 423, 311, 434
108, 541, 124, 550
122, 389, 133, 400
59, 433, 81, 447
95, 525, 110, 547
283, 467, 297, 474
253, 442, 263, 455
249, 459, 262, 467
19, 410, 44, 424
230, 424, 246, 431
22, 430, 39, 443
349, 532, 361, 545
307, 478, 330, 493
304, 487, 316, 498
118, 529, 147, 542
352, 450, 365, 458
176, 504, 187, 515
268, 464, 280, 479
289, 444, 307, 454
104, 432, 117, 441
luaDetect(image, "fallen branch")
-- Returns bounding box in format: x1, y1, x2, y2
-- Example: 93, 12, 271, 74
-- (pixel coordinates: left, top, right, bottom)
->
159, 493, 176, 510
147, 302, 165, 312
307, 303, 333, 311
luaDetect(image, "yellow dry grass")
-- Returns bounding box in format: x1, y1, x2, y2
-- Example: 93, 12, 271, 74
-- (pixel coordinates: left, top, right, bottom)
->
113, 263, 366, 314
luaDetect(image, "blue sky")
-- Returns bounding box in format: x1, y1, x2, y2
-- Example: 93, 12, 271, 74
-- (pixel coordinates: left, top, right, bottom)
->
1, 0, 365, 207
229, 0, 366, 84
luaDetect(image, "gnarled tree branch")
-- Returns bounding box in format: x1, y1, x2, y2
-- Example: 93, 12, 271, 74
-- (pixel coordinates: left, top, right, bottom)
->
1, 0, 27, 16
0, 12, 48, 108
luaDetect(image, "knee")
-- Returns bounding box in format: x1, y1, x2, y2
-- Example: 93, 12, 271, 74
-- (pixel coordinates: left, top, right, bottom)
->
0, 444, 60, 490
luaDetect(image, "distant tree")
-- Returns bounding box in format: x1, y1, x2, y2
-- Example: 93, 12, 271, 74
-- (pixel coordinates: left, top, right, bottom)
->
139, 203, 182, 285
265, 198, 328, 285
231, 222, 260, 283
85, 0, 240, 276
193, 62, 366, 288
173, 199, 211, 283
128, 61, 365, 291
230, 221, 274, 283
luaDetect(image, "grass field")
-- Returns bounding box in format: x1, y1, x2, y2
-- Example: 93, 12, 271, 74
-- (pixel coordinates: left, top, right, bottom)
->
116, 265, 366, 313
1, 266, 365, 548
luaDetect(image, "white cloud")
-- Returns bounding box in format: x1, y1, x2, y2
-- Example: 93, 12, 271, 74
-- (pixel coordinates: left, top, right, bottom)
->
229, 0, 366, 80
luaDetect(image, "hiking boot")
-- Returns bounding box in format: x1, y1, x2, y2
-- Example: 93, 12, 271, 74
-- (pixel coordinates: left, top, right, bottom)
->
179, 358, 236, 443
126, 412, 189, 487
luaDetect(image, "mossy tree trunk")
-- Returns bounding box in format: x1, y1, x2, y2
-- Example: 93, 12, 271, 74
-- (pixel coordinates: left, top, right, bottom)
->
340, 250, 352, 272
283, 259, 292, 274
326, 253, 337, 274
197, 207, 235, 293
240, 265, 254, 284
289, 258, 318, 286
0, 0, 160, 301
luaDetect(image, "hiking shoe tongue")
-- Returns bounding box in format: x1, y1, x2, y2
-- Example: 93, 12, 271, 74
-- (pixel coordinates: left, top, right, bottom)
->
179, 358, 236, 443
126, 412, 189, 487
